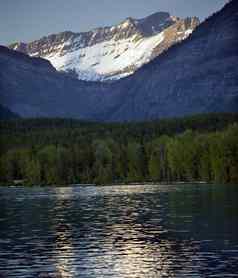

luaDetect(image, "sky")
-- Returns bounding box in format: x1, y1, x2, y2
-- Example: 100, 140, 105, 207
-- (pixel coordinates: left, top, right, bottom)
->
0, 0, 228, 45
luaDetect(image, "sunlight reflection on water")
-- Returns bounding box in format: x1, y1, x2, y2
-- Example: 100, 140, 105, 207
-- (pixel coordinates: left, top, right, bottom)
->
0, 184, 238, 277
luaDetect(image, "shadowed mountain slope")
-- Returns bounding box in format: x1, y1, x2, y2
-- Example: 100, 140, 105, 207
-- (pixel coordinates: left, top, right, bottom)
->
1, 0, 238, 121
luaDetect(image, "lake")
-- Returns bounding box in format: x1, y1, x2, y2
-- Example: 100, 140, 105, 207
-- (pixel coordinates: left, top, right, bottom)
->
0, 184, 237, 277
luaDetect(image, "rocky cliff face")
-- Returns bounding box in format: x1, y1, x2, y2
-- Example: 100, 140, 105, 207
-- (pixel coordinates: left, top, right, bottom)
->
9, 12, 199, 81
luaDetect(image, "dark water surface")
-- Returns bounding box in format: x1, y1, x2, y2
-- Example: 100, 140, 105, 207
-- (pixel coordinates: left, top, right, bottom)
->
0, 184, 238, 277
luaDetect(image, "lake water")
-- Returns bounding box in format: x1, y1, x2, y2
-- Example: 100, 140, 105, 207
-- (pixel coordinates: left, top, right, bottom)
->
0, 184, 237, 277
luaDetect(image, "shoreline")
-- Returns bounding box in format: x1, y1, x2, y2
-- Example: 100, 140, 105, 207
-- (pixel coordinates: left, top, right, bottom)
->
0, 181, 215, 188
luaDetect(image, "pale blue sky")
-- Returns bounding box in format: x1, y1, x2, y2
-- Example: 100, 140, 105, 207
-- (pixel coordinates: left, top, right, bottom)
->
0, 0, 227, 45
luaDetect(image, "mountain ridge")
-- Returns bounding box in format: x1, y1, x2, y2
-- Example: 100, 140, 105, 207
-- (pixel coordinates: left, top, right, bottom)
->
1, 0, 237, 121
105, 0, 238, 121
9, 12, 199, 81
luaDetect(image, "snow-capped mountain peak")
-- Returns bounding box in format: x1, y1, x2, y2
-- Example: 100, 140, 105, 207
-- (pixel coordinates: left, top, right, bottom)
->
9, 12, 199, 81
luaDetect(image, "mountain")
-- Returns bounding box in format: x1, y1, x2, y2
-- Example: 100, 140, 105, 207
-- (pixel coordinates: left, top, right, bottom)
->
0, 104, 19, 120
9, 12, 199, 81
106, 0, 238, 121
1, 0, 238, 121
0, 45, 109, 119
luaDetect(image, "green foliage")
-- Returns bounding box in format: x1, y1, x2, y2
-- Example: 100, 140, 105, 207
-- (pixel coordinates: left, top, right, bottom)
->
92, 140, 113, 184
0, 114, 237, 185
126, 142, 145, 182
209, 124, 238, 183
148, 136, 169, 181
25, 159, 41, 185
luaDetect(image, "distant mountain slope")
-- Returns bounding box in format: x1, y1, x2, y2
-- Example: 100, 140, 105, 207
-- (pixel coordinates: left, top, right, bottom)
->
9, 12, 199, 81
0, 0, 237, 121
0, 45, 110, 119
103, 0, 238, 121
0, 104, 19, 120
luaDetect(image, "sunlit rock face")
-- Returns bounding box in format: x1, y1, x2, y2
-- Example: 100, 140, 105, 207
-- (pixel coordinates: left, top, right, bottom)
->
9, 13, 199, 81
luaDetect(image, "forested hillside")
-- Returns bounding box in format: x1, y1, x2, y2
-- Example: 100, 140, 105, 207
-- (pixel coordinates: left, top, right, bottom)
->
1, 113, 237, 185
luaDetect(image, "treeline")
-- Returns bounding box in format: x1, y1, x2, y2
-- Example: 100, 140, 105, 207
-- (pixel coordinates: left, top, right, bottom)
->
0, 114, 238, 185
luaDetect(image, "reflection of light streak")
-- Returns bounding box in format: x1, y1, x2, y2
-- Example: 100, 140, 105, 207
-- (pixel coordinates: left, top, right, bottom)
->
84, 221, 176, 278
51, 187, 76, 278
53, 187, 75, 200
84, 190, 176, 277
48, 185, 204, 277
54, 227, 74, 278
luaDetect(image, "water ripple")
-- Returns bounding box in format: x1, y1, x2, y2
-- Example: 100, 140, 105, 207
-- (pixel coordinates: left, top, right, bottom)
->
0, 184, 238, 277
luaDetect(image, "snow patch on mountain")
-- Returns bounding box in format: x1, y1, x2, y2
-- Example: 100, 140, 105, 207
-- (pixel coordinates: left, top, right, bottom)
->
8, 12, 200, 81
46, 33, 165, 81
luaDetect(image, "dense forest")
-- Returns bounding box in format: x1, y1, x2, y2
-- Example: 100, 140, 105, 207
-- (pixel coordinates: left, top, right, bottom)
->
0, 113, 238, 185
